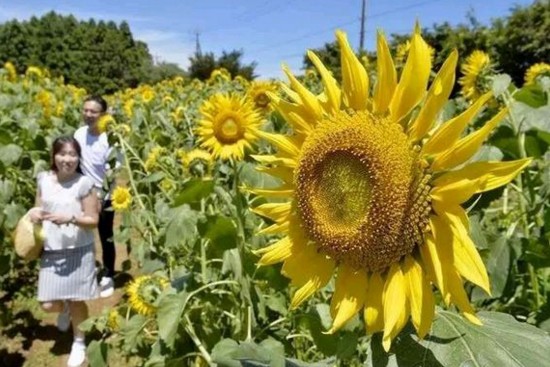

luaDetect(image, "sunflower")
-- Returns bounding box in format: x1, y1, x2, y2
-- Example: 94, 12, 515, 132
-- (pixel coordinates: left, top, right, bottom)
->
111, 186, 132, 211
208, 68, 231, 83
3, 61, 17, 82
459, 50, 493, 101
127, 275, 170, 316
181, 149, 214, 178
524, 62, 550, 86
141, 86, 155, 103
395, 40, 435, 66
106, 308, 120, 331
97, 114, 116, 134
250, 28, 531, 351
247, 81, 279, 113
144, 146, 165, 172
25, 66, 44, 79
196, 94, 262, 161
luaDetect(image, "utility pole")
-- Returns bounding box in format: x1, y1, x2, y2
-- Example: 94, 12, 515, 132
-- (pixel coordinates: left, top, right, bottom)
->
359, 0, 366, 52
194, 31, 202, 56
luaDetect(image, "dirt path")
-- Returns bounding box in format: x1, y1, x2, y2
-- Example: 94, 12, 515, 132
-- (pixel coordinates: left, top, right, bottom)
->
4, 237, 132, 367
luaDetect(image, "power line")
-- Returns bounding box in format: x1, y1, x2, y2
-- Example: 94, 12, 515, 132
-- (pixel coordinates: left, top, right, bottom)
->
247, 0, 442, 54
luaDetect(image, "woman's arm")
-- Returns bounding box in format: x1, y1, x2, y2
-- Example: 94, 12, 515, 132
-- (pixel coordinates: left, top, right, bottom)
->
28, 187, 43, 223
74, 188, 99, 228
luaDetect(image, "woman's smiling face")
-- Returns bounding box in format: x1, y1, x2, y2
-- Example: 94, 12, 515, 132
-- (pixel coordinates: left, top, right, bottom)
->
54, 142, 79, 175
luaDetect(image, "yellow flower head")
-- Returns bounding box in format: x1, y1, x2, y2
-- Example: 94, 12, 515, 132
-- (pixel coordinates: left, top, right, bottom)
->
25, 66, 44, 79
106, 308, 120, 331
144, 146, 165, 172
524, 62, 550, 85
234, 75, 251, 87
181, 149, 214, 178
459, 50, 493, 101
97, 114, 116, 134
196, 94, 263, 161
127, 275, 170, 316
250, 27, 531, 352
208, 68, 231, 83
141, 86, 155, 103
3, 61, 17, 82
112, 187, 132, 211
123, 99, 135, 118
247, 81, 279, 113
160, 178, 175, 192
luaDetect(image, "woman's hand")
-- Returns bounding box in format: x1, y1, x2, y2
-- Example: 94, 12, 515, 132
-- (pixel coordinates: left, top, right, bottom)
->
28, 208, 44, 224
43, 212, 72, 225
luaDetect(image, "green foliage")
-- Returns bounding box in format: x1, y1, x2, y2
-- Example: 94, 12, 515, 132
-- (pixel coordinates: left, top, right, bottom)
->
188, 49, 257, 81
0, 12, 154, 94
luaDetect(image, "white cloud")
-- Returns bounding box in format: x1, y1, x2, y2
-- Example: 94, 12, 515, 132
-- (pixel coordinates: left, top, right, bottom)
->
134, 29, 195, 68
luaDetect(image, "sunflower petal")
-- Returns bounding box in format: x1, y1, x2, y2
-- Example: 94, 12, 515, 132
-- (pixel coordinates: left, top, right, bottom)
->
246, 186, 294, 198
409, 50, 458, 141
382, 263, 408, 351
251, 154, 297, 168
251, 202, 291, 222
430, 178, 481, 206
257, 221, 289, 235
432, 108, 508, 170
326, 265, 368, 333
257, 131, 301, 157
373, 31, 397, 114
436, 205, 491, 295
389, 33, 431, 124
283, 245, 335, 309
432, 158, 532, 193
282, 65, 323, 119
447, 269, 482, 325
267, 92, 314, 135
422, 92, 492, 155
307, 50, 341, 114
336, 30, 369, 110
364, 272, 385, 334
256, 165, 295, 185
403, 255, 435, 339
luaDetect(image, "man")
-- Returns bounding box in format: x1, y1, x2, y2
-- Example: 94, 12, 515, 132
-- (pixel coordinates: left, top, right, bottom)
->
74, 95, 116, 298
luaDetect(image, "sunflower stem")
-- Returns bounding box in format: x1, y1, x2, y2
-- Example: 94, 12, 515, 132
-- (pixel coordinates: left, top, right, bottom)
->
503, 91, 540, 310
184, 314, 212, 365
117, 132, 159, 238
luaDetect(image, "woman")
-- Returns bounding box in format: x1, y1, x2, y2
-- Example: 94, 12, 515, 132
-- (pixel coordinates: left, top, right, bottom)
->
28, 135, 99, 367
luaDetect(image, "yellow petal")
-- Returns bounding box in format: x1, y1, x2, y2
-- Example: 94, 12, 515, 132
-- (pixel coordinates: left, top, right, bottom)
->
432, 158, 532, 193
326, 265, 368, 333
282, 65, 323, 120
431, 108, 508, 170
283, 245, 335, 309
246, 185, 294, 198
256, 165, 295, 185
447, 269, 482, 325
382, 263, 407, 351
256, 131, 301, 157
251, 154, 297, 169
430, 178, 481, 205
307, 50, 341, 114
336, 30, 369, 110
422, 92, 492, 155
257, 221, 289, 235
373, 31, 397, 114
255, 236, 294, 266
251, 202, 291, 222
437, 205, 491, 295
409, 50, 458, 141
402, 255, 435, 339
267, 92, 314, 135
389, 33, 431, 124
364, 272, 384, 334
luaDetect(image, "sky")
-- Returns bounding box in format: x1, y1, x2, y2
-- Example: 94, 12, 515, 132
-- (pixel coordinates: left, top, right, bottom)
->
0, 0, 534, 79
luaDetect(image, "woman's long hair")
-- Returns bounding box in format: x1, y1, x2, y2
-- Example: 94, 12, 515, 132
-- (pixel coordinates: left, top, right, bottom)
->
50, 135, 83, 174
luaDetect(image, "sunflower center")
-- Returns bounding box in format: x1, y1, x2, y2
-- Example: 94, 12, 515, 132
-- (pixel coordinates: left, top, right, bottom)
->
215, 115, 243, 144
255, 93, 270, 108
295, 111, 431, 272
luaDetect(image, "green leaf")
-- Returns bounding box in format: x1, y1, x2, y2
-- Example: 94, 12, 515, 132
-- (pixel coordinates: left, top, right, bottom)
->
0, 144, 23, 166
514, 84, 548, 108
142, 171, 165, 183
239, 162, 282, 189
367, 310, 550, 367
157, 292, 188, 348
87, 340, 108, 367
121, 314, 148, 353
198, 215, 238, 252
491, 74, 512, 97
172, 179, 215, 206
164, 205, 198, 248
510, 101, 550, 132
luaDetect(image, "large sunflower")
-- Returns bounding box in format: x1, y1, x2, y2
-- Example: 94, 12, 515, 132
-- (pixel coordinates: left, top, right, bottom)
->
524, 62, 550, 86
250, 28, 531, 351
127, 275, 170, 316
196, 94, 262, 161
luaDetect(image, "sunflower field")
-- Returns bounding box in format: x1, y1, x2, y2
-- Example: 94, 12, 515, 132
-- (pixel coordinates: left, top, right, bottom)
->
1, 25, 550, 366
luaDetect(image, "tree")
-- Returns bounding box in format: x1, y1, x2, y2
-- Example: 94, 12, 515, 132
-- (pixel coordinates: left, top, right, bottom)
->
0, 12, 154, 94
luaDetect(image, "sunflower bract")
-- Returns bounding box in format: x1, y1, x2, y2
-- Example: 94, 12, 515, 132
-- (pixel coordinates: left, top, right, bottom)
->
250, 26, 532, 351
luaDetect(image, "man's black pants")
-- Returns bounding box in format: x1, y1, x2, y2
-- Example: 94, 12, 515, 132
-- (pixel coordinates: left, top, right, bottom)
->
99, 200, 115, 278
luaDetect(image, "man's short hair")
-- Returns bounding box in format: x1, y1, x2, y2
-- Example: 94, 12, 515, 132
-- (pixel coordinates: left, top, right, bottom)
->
84, 95, 108, 113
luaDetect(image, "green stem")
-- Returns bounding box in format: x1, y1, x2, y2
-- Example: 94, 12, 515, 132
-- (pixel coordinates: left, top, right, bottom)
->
503, 92, 540, 309
183, 315, 212, 365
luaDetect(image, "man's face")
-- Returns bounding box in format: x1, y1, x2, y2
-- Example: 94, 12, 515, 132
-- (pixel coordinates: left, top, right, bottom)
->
82, 101, 103, 126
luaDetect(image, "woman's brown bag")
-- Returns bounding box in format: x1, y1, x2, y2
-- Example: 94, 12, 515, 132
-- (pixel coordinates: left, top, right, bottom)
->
13, 213, 44, 261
